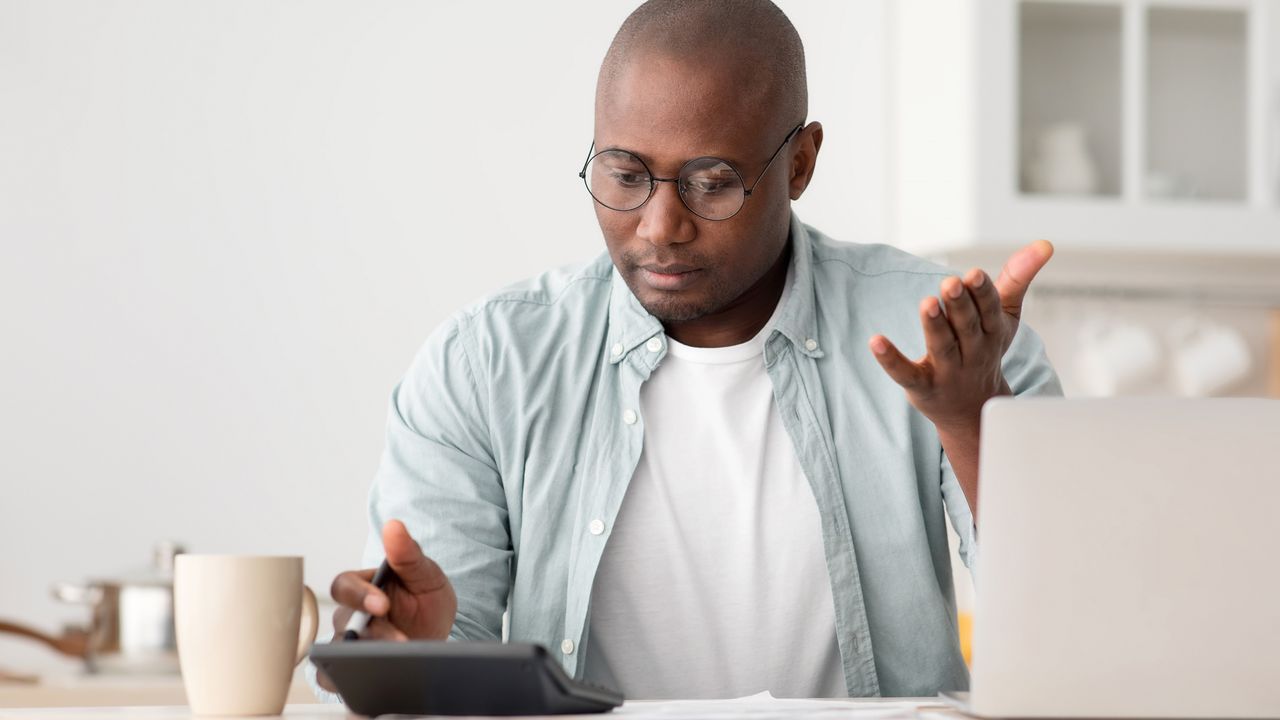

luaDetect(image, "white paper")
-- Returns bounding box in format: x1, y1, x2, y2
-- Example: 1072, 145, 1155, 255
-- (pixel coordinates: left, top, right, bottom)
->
377, 692, 949, 720
614, 691, 933, 719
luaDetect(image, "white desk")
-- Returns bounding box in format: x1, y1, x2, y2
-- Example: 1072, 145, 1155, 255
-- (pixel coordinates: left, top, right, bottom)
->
0, 697, 964, 720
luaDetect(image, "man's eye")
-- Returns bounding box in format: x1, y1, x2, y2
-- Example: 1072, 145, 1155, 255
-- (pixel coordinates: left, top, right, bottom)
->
608, 171, 649, 187
686, 178, 733, 194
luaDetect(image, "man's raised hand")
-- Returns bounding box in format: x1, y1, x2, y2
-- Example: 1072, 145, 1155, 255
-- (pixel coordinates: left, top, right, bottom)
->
867, 240, 1054, 433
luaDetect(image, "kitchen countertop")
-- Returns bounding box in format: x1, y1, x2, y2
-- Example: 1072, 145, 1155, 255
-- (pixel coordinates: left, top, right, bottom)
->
0, 674, 319, 709
0, 704, 348, 719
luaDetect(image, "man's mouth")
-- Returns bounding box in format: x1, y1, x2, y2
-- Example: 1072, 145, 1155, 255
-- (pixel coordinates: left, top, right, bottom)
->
638, 264, 702, 291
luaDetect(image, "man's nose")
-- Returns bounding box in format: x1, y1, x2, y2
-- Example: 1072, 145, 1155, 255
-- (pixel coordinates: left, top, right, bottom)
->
636, 180, 696, 247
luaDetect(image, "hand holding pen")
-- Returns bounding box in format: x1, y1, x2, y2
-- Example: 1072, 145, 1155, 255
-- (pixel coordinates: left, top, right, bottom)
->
326, 519, 459, 643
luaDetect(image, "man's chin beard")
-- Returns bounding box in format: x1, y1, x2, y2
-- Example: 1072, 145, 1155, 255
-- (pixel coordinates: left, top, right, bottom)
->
622, 265, 732, 324
635, 294, 716, 324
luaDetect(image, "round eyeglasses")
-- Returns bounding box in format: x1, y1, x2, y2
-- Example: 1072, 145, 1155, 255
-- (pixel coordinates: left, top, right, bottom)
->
578, 124, 803, 221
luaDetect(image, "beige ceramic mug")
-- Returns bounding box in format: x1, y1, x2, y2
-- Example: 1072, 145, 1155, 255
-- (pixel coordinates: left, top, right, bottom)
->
174, 555, 318, 716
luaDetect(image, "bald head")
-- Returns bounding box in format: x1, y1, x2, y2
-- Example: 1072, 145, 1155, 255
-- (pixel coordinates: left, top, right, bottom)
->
596, 0, 807, 133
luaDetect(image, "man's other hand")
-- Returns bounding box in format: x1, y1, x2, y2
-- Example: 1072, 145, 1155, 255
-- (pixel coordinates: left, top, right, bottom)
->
867, 240, 1054, 434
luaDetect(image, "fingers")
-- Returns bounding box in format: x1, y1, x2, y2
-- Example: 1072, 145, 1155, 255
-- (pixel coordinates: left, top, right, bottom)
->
938, 269, 1006, 364
332, 612, 408, 643
868, 334, 927, 390
331, 604, 354, 638
329, 568, 389, 616
328, 588, 407, 642
316, 668, 338, 693
964, 269, 1003, 335
938, 277, 980, 360
994, 239, 1054, 318
359, 616, 408, 642
381, 519, 450, 596
921, 294, 961, 365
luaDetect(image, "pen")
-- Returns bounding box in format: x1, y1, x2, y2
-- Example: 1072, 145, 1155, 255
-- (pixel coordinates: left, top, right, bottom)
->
341, 559, 396, 641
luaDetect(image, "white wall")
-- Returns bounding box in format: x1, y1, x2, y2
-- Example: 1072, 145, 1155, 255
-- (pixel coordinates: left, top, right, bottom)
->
0, 0, 889, 674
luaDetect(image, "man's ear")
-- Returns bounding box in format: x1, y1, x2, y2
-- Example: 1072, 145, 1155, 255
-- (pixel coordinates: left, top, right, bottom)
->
788, 121, 823, 201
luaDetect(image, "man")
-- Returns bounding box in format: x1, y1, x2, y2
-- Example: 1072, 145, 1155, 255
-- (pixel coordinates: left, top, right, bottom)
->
313, 0, 1060, 701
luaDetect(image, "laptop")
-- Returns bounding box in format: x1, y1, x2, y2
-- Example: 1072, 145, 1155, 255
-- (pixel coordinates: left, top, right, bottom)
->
943, 398, 1280, 719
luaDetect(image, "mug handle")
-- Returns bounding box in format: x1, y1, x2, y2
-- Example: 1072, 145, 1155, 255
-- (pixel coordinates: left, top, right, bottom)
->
293, 585, 319, 667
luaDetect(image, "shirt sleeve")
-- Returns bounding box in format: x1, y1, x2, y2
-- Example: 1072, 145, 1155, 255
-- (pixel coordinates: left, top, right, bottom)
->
303, 314, 511, 704
941, 321, 1063, 572
368, 312, 513, 641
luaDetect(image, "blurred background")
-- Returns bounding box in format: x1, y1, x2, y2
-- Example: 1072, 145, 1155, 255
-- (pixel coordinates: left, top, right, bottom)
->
2, 0, 1277, 689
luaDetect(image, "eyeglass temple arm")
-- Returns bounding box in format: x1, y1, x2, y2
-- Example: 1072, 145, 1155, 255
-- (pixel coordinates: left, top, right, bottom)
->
578, 140, 597, 178
743, 123, 805, 197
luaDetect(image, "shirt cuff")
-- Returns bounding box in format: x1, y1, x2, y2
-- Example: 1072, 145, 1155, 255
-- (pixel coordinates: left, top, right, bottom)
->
303, 656, 345, 705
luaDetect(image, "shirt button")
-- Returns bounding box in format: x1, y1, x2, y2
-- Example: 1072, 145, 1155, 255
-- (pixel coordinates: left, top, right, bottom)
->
588, 519, 605, 536
804, 338, 819, 352
611, 343, 623, 357
645, 337, 662, 353
623, 409, 638, 425
560, 639, 575, 655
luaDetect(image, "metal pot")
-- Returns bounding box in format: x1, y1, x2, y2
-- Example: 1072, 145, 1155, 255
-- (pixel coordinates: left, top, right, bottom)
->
0, 541, 185, 675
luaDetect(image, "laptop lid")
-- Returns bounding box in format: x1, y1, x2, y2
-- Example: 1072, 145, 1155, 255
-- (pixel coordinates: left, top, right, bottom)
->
970, 398, 1280, 719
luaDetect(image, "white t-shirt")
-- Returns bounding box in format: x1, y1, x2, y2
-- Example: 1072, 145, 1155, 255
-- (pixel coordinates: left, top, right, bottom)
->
582, 282, 847, 699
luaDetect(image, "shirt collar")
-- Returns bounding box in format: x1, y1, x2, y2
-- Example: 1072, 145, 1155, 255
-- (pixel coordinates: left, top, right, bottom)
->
606, 211, 824, 364
769, 211, 824, 359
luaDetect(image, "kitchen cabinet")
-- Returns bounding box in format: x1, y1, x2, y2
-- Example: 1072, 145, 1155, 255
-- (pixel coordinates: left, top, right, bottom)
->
889, 0, 1280, 255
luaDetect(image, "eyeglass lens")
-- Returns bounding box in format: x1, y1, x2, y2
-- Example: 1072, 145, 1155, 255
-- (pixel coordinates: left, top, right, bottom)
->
584, 150, 747, 221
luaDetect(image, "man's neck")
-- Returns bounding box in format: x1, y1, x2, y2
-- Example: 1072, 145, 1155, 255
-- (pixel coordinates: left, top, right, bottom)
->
663, 243, 791, 348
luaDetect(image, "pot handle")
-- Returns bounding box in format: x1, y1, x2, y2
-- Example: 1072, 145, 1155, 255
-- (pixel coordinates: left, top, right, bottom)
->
0, 619, 90, 659
51, 582, 104, 606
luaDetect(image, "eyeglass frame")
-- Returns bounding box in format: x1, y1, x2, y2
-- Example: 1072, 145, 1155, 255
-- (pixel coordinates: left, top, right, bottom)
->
577, 122, 804, 221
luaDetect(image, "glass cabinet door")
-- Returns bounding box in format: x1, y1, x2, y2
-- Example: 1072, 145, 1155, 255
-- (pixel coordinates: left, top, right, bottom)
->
1144, 6, 1249, 202
1018, 2, 1124, 198
1269, 1, 1280, 206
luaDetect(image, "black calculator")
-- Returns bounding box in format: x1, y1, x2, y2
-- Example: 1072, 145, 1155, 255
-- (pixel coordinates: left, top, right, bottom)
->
309, 640, 623, 716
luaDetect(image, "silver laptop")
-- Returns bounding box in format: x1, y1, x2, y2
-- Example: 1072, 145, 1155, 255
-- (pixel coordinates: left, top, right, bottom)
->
943, 398, 1280, 719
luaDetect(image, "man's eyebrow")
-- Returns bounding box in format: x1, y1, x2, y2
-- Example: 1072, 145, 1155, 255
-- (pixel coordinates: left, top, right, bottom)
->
596, 144, 644, 159
596, 143, 750, 172
587, 142, 642, 166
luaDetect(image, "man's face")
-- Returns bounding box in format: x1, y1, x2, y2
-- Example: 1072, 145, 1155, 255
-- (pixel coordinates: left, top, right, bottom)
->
592, 53, 798, 324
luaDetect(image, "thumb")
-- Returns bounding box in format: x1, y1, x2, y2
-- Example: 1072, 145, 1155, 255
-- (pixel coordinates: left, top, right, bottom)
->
994, 239, 1053, 318
381, 519, 449, 595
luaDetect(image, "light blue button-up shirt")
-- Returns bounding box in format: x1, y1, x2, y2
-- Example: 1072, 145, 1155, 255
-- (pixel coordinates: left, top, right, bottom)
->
307, 213, 1061, 701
